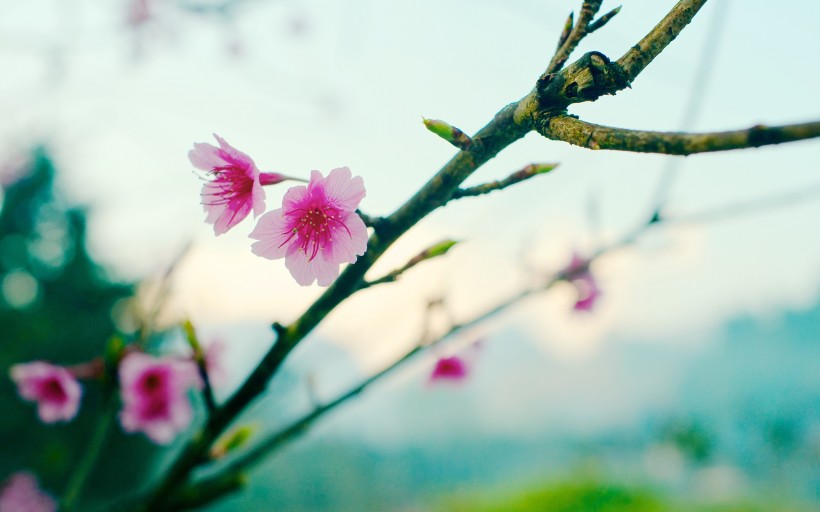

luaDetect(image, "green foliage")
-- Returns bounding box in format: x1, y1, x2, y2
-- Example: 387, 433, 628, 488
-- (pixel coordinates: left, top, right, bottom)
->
440, 478, 809, 512
442, 479, 663, 512
660, 418, 714, 464
0, 147, 137, 501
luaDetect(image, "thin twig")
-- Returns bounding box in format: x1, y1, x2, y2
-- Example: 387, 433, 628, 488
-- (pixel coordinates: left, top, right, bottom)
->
182, 320, 217, 415
545, 1, 603, 75
451, 163, 558, 199
618, 0, 710, 83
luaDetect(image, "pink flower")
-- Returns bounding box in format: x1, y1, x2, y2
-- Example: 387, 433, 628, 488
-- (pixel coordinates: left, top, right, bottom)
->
564, 252, 602, 312
189, 134, 295, 236
10, 362, 82, 423
203, 339, 227, 388
118, 353, 202, 445
127, 0, 152, 27
249, 167, 368, 286
0, 472, 56, 512
430, 356, 468, 383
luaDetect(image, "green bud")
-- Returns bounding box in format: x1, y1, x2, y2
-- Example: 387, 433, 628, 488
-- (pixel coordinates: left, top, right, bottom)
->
423, 118, 472, 150
211, 425, 256, 459
181, 319, 203, 360
405, 239, 460, 269
511, 163, 559, 181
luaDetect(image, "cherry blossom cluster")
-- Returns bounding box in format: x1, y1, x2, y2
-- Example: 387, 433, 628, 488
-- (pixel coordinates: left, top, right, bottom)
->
190, 134, 368, 287
5, 347, 207, 511
9, 351, 203, 444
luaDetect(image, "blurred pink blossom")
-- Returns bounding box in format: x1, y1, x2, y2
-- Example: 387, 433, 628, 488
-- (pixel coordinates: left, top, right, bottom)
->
10, 362, 82, 423
250, 167, 367, 286
203, 339, 227, 388
0, 472, 56, 512
564, 252, 602, 312
119, 352, 202, 445
189, 134, 294, 235
430, 356, 468, 383
127, 0, 152, 27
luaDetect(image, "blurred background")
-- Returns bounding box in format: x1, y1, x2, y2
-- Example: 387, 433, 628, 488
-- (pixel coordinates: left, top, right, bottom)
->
1, 0, 818, 510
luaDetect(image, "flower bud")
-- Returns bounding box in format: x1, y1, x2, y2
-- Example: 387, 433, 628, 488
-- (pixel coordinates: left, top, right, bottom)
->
423, 118, 473, 150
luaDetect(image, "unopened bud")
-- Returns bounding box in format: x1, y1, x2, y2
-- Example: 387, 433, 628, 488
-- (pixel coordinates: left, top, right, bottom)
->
182, 320, 204, 361
405, 239, 459, 269
211, 425, 256, 460
511, 163, 559, 180
557, 11, 574, 48
423, 118, 472, 151
589, 6, 622, 32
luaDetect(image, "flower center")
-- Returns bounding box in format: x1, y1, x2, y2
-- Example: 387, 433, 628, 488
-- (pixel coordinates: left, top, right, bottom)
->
40, 377, 67, 403
283, 204, 350, 261
203, 165, 253, 206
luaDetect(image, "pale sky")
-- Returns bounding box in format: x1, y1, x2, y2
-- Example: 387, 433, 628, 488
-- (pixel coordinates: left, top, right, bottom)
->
1, 0, 819, 370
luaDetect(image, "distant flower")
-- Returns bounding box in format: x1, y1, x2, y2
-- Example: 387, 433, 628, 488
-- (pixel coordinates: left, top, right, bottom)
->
127, 0, 152, 27
10, 362, 82, 424
564, 252, 601, 312
249, 167, 367, 286
119, 353, 202, 445
430, 356, 468, 383
203, 339, 227, 388
189, 134, 298, 236
0, 472, 56, 512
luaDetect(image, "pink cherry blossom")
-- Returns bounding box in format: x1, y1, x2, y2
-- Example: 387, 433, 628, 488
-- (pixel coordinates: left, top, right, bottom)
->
189, 134, 296, 236
127, 0, 152, 27
10, 362, 82, 424
118, 352, 202, 445
430, 356, 468, 383
249, 167, 368, 286
203, 339, 228, 388
0, 472, 56, 512
564, 252, 602, 312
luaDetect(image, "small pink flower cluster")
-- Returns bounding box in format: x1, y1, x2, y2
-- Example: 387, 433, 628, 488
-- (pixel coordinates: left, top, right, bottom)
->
0, 472, 56, 512
564, 252, 602, 312
430, 356, 468, 382
10, 352, 202, 445
189, 135, 368, 287
428, 339, 484, 385
118, 353, 202, 444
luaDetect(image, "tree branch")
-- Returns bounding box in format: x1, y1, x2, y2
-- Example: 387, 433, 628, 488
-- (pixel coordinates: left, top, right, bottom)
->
529, 0, 709, 116
546, 1, 604, 75
617, 0, 709, 84
538, 115, 820, 155
451, 163, 558, 199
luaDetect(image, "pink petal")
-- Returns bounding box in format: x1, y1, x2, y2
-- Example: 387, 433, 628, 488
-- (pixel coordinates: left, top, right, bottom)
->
325, 212, 368, 265
0, 472, 56, 512
284, 243, 320, 286
188, 143, 223, 171
251, 180, 266, 217
313, 254, 342, 287
249, 209, 292, 260
321, 167, 366, 210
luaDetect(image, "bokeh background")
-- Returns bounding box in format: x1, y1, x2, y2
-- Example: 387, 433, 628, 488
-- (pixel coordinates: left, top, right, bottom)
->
1, 0, 818, 510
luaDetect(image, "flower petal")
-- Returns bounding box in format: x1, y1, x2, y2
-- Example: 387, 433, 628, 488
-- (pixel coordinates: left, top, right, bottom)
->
250, 209, 292, 260
326, 211, 368, 264
321, 167, 366, 211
